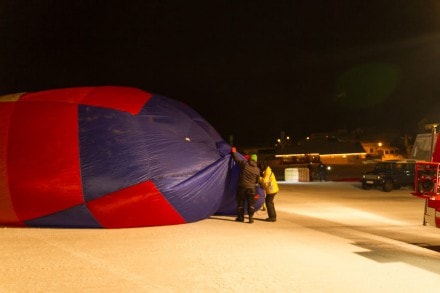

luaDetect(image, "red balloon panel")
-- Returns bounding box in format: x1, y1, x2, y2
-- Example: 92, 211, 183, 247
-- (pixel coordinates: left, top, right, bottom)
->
87, 181, 186, 228
20, 86, 152, 115
8, 101, 84, 221
0, 102, 23, 225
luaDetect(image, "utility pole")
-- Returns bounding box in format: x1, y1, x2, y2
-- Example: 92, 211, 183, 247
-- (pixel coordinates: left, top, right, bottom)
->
425, 123, 439, 162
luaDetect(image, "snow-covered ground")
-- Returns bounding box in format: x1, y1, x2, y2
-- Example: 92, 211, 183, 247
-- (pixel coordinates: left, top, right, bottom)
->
2, 182, 440, 292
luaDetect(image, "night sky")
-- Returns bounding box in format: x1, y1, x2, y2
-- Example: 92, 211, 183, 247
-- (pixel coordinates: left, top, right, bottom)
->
1, 1, 440, 146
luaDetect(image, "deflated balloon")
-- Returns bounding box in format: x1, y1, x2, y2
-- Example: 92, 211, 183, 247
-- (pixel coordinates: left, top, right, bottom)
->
0, 86, 263, 228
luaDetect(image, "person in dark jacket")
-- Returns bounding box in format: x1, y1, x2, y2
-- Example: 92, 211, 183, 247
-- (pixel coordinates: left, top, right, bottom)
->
231, 147, 260, 223
318, 161, 328, 182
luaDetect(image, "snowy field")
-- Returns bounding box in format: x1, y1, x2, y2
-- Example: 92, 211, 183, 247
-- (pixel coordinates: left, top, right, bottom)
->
2, 181, 440, 292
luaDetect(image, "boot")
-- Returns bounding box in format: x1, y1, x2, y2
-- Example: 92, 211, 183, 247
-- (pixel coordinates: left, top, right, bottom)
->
267, 205, 277, 221
236, 207, 244, 222
248, 207, 255, 223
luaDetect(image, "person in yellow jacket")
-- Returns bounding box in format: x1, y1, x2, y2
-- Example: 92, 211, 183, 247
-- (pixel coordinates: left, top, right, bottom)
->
259, 161, 279, 222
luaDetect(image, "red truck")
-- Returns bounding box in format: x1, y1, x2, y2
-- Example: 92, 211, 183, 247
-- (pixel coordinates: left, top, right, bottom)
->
411, 130, 440, 227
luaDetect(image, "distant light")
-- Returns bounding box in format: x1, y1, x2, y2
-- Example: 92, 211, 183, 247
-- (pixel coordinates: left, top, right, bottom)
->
425, 123, 439, 130
320, 153, 366, 157
185, 137, 191, 141
378, 142, 382, 147
277, 139, 281, 143
275, 153, 319, 158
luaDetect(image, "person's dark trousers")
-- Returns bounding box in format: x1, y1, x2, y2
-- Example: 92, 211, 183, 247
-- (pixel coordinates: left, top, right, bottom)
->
236, 187, 246, 222
265, 193, 277, 221
237, 187, 256, 223
245, 188, 256, 223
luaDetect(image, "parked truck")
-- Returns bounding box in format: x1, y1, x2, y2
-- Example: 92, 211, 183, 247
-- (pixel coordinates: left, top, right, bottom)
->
362, 160, 416, 192
411, 131, 440, 227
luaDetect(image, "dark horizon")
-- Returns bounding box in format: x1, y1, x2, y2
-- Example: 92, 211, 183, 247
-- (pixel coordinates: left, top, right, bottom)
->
1, 1, 440, 146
